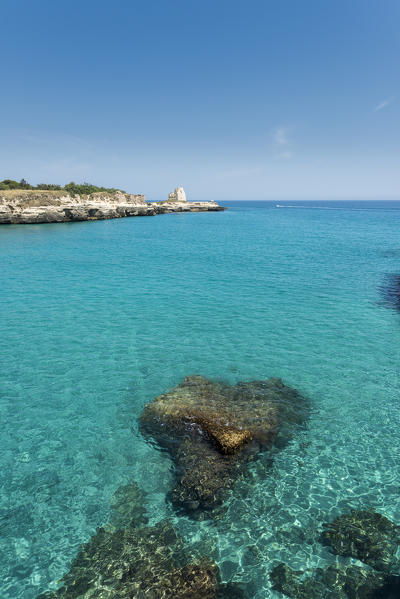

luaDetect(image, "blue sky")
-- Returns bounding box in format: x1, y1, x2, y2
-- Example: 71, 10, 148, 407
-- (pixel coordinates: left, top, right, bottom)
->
1, 0, 399, 200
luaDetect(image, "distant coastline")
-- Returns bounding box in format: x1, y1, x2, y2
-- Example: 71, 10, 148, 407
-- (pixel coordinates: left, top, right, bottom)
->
0, 185, 226, 225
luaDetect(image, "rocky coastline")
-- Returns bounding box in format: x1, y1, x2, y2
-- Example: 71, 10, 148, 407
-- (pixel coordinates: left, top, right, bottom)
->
0, 190, 226, 225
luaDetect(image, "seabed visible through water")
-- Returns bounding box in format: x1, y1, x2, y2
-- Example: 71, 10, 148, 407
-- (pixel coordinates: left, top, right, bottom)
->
1, 200, 400, 597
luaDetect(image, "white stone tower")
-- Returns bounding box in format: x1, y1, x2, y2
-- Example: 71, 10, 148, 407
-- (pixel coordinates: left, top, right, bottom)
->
167, 187, 187, 202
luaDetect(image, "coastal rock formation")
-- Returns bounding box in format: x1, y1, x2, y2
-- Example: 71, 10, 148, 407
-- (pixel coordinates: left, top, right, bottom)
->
37, 480, 245, 599
36, 521, 219, 599
140, 375, 309, 518
107, 482, 148, 531
0, 189, 225, 224
270, 562, 400, 599
321, 509, 400, 573
271, 509, 400, 598
0, 190, 151, 224
153, 200, 224, 213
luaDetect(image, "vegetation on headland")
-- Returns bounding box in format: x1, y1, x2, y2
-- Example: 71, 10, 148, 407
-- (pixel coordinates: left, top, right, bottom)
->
0, 179, 125, 195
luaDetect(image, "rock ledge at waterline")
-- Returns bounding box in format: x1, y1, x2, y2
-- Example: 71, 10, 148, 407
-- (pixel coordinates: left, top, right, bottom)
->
0, 190, 226, 224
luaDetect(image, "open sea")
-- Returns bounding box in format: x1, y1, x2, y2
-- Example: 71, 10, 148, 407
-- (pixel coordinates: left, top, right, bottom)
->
1, 199, 400, 598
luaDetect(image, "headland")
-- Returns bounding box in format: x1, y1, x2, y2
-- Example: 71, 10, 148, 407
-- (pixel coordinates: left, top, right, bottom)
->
0, 186, 225, 225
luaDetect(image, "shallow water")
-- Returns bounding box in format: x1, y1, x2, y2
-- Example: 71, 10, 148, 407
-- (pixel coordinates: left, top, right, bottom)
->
1, 200, 400, 597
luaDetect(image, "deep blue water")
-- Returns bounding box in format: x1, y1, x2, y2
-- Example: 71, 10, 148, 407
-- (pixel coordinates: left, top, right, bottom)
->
1, 200, 400, 598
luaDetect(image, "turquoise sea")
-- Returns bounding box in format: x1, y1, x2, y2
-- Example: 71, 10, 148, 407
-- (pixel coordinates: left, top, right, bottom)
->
1, 200, 400, 598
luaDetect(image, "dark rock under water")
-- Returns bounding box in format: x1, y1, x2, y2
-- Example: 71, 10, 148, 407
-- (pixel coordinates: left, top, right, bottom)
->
379, 274, 400, 311
270, 562, 400, 599
140, 375, 309, 519
321, 509, 400, 573
271, 509, 400, 599
37, 481, 246, 599
107, 482, 148, 531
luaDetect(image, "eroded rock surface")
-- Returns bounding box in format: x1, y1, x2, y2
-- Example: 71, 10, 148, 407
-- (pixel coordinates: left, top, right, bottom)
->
37, 481, 245, 599
153, 200, 225, 214
140, 375, 309, 518
321, 510, 400, 572
37, 521, 220, 599
107, 482, 148, 531
270, 562, 400, 599
271, 509, 400, 598
0, 190, 225, 224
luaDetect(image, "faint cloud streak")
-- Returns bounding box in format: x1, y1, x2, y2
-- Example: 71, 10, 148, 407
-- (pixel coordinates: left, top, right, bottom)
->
273, 126, 292, 159
276, 151, 292, 160
374, 97, 394, 112
274, 127, 288, 146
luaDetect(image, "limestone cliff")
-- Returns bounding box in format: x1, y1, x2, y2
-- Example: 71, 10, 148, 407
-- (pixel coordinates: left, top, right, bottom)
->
0, 190, 225, 224
0, 190, 150, 224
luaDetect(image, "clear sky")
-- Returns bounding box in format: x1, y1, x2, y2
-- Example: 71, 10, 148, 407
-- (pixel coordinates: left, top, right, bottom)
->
1, 0, 399, 200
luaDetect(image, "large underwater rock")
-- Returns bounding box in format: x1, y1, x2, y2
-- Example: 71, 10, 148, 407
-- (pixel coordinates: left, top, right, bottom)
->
140, 375, 309, 518
379, 274, 400, 311
37, 521, 218, 598
37, 481, 245, 599
321, 510, 400, 573
271, 509, 400, 598
107, 482, 148, 531
270, 562, 400, 599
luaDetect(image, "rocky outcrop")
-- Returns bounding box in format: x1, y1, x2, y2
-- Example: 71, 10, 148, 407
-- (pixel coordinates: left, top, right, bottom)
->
0, 190, 226, 224
0, 190, 151, 224
37, 522, 221, 599
107, 482, 148, 531
270, 562, 400, 599
271, 509, 400, 598
321, 510, 400, 573
379, 274, 400, 311
37, 480, 245, 599
140, 375, 309, 519
153, 200, 225, 214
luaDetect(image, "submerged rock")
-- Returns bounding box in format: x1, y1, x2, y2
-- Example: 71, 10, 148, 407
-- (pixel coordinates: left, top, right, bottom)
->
216, 582, 247, 598
37, 479, 246, 599
140, 375, 308, 518
379, 274, 400, 311
271, 509, 400, 598
321, 510, 400, 572
270, 562, 400, 599
37, 520, 244, 599
107, 482, 148, 531
270, 563, 327, 598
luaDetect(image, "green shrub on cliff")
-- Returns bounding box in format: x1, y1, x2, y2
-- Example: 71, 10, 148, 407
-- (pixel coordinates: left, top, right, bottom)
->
36, 183, 63, 190
63, 181, 124, 195
0, 179, 125, 194
0, 179, 33, 190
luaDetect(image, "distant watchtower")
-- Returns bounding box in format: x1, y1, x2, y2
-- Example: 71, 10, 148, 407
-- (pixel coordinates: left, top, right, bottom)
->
167, 187, 187, 202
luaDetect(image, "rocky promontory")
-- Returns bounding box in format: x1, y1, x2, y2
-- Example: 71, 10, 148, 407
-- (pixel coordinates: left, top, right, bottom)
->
0, 190, 225, 224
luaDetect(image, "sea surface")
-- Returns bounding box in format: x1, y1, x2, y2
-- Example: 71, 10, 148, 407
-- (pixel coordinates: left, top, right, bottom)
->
1, 200, 400, 598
